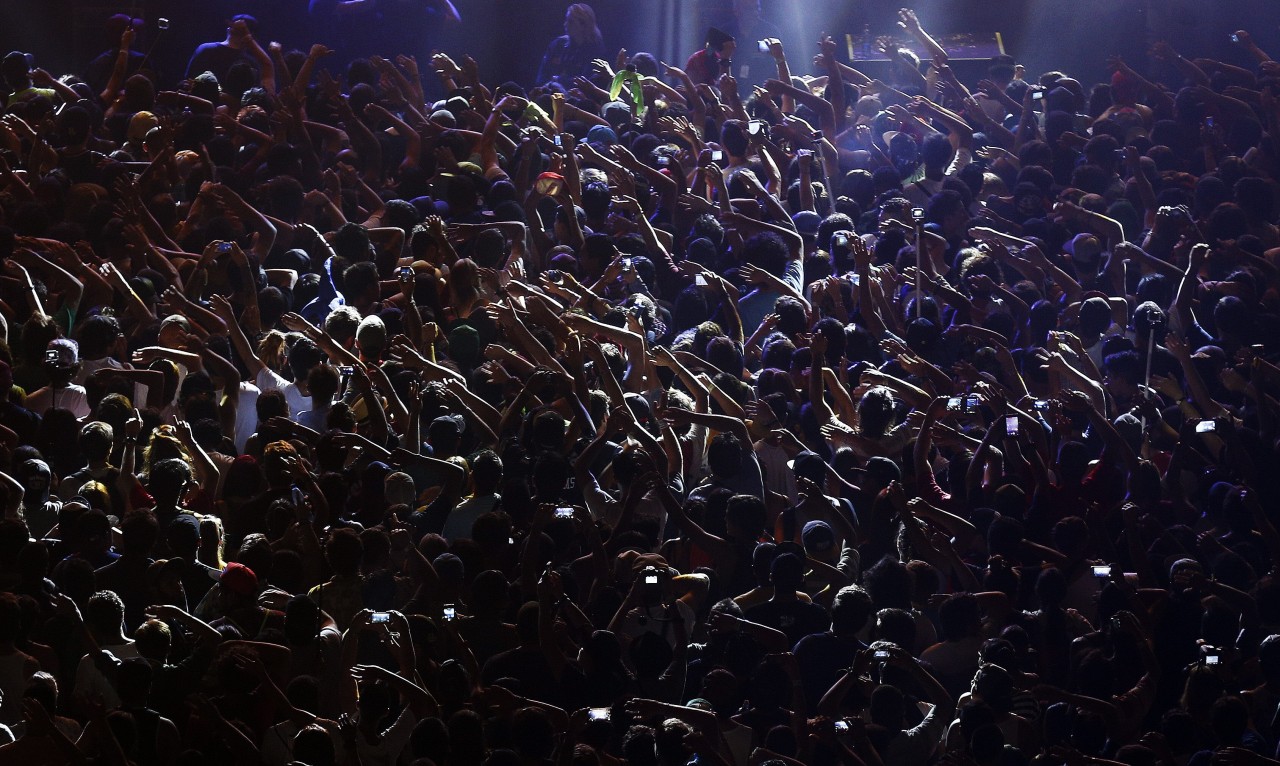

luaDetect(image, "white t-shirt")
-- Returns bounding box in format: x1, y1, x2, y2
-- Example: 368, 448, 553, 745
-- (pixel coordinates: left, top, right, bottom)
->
74, 642, 141, 710
222, 381, 261, 454
76, 358, 148, 407
355, 705, 416, 766
441, 493, 501, 542
255, 368, 310, 420
23, 385, 90, 418
261, 719, 342, 766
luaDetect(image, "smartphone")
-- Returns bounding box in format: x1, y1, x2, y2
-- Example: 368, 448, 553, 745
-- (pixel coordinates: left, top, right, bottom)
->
371, 612, 391, 624
645, 574, 660, 585
947, 396, 964, 412
1206, 654, 1221, 665
1092, 565, 1111, 578
1115, 149, 1127, 161
874, 649, 890, 660
710, 149, 724, 163
1196, 419, 1217, 434
621, 258, 633, 273
399, 266, 413, 279
1206, 116, 1215, 128
218, 242, 233, 254
1231, 33, 1241, 43
45, 349, 60, 364
157, 17, 170, 31
812, 130, 824, 142
747, 120, 764, 135
964, 395, 980, 414
834, 719, 850, 733
797, 149, 814, 158
758, 40, 771, 53
1005, 415, 1019, 436
588, 707, 611, 721
656, 156, 670, 167
911, 207, 925, 221
554, 134, 562, 147
339, 365, 354, 378
695, 275, 708, 287
1032, 90, 1043, 101
442, 605, 457, 621
554, 507, 574, 519
835, 233, 849, 247
1032, 399, 1051, 412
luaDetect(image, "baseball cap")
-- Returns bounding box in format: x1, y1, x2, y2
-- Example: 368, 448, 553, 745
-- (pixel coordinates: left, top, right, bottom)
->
1064, 232, 1102, 264
219, 562, 259, 597
864, 456, 902, 486
787, 451, 826, 484
148, 558, 185, 581
46, 338, 79, 367
586, 125, 618, 146
802, 520, 836, 554
792, 210, 821, 238
430, 413, 466, 437
165, 513, 201, 547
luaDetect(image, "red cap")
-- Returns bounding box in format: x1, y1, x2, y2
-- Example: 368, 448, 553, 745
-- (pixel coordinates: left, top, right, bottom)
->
219, 562, 259, 597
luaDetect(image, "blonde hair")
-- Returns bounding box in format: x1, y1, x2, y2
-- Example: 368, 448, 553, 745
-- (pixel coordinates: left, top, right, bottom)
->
199, 516, 225, 570
566, 3, 603, 47
258, 330, 287, 372
142, 425, 195, 478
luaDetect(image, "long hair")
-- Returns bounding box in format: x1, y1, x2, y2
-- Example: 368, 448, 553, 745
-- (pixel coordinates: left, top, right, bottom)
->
448, 258, 483, 311
566, 4, 603, 47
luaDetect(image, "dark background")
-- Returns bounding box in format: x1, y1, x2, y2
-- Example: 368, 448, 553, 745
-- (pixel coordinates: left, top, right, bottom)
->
4, 0, 1276, 97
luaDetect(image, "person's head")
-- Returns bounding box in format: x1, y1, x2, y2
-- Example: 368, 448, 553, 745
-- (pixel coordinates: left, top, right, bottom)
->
469, 449, 503, 494
1102, 349, 1142, 401
85, 590, 126, 640
1079, 296, 1111, 338
119, 512, 158, 558
324, 528, 363, 577
564, 4, 602, 46
1, 51, 31, 90
970, 663, 1015, 713
294, 724, 337, 766
308, 364, 341, 405
741, 231, 788, 278
323, 306, 362, 348
706, 432, 744, 480
262, 440, 299, 487
148, 458, 192, 506
218, 561, 260, 611
769, 552, 805, 592
116, 658, 154, 707
857, 386, 896, 438
705, 27, 736, 59
24, 671, 58, 717
77, 314, 124, 360
725, 495, 765, 542
869, 683, 905, 731
939, 592, 981, 641
1210, 696, 1250, 746
831, 585, 873, 636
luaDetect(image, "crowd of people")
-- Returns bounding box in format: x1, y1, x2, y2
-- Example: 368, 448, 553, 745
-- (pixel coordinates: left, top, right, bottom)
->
1, 3, 1280, 766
